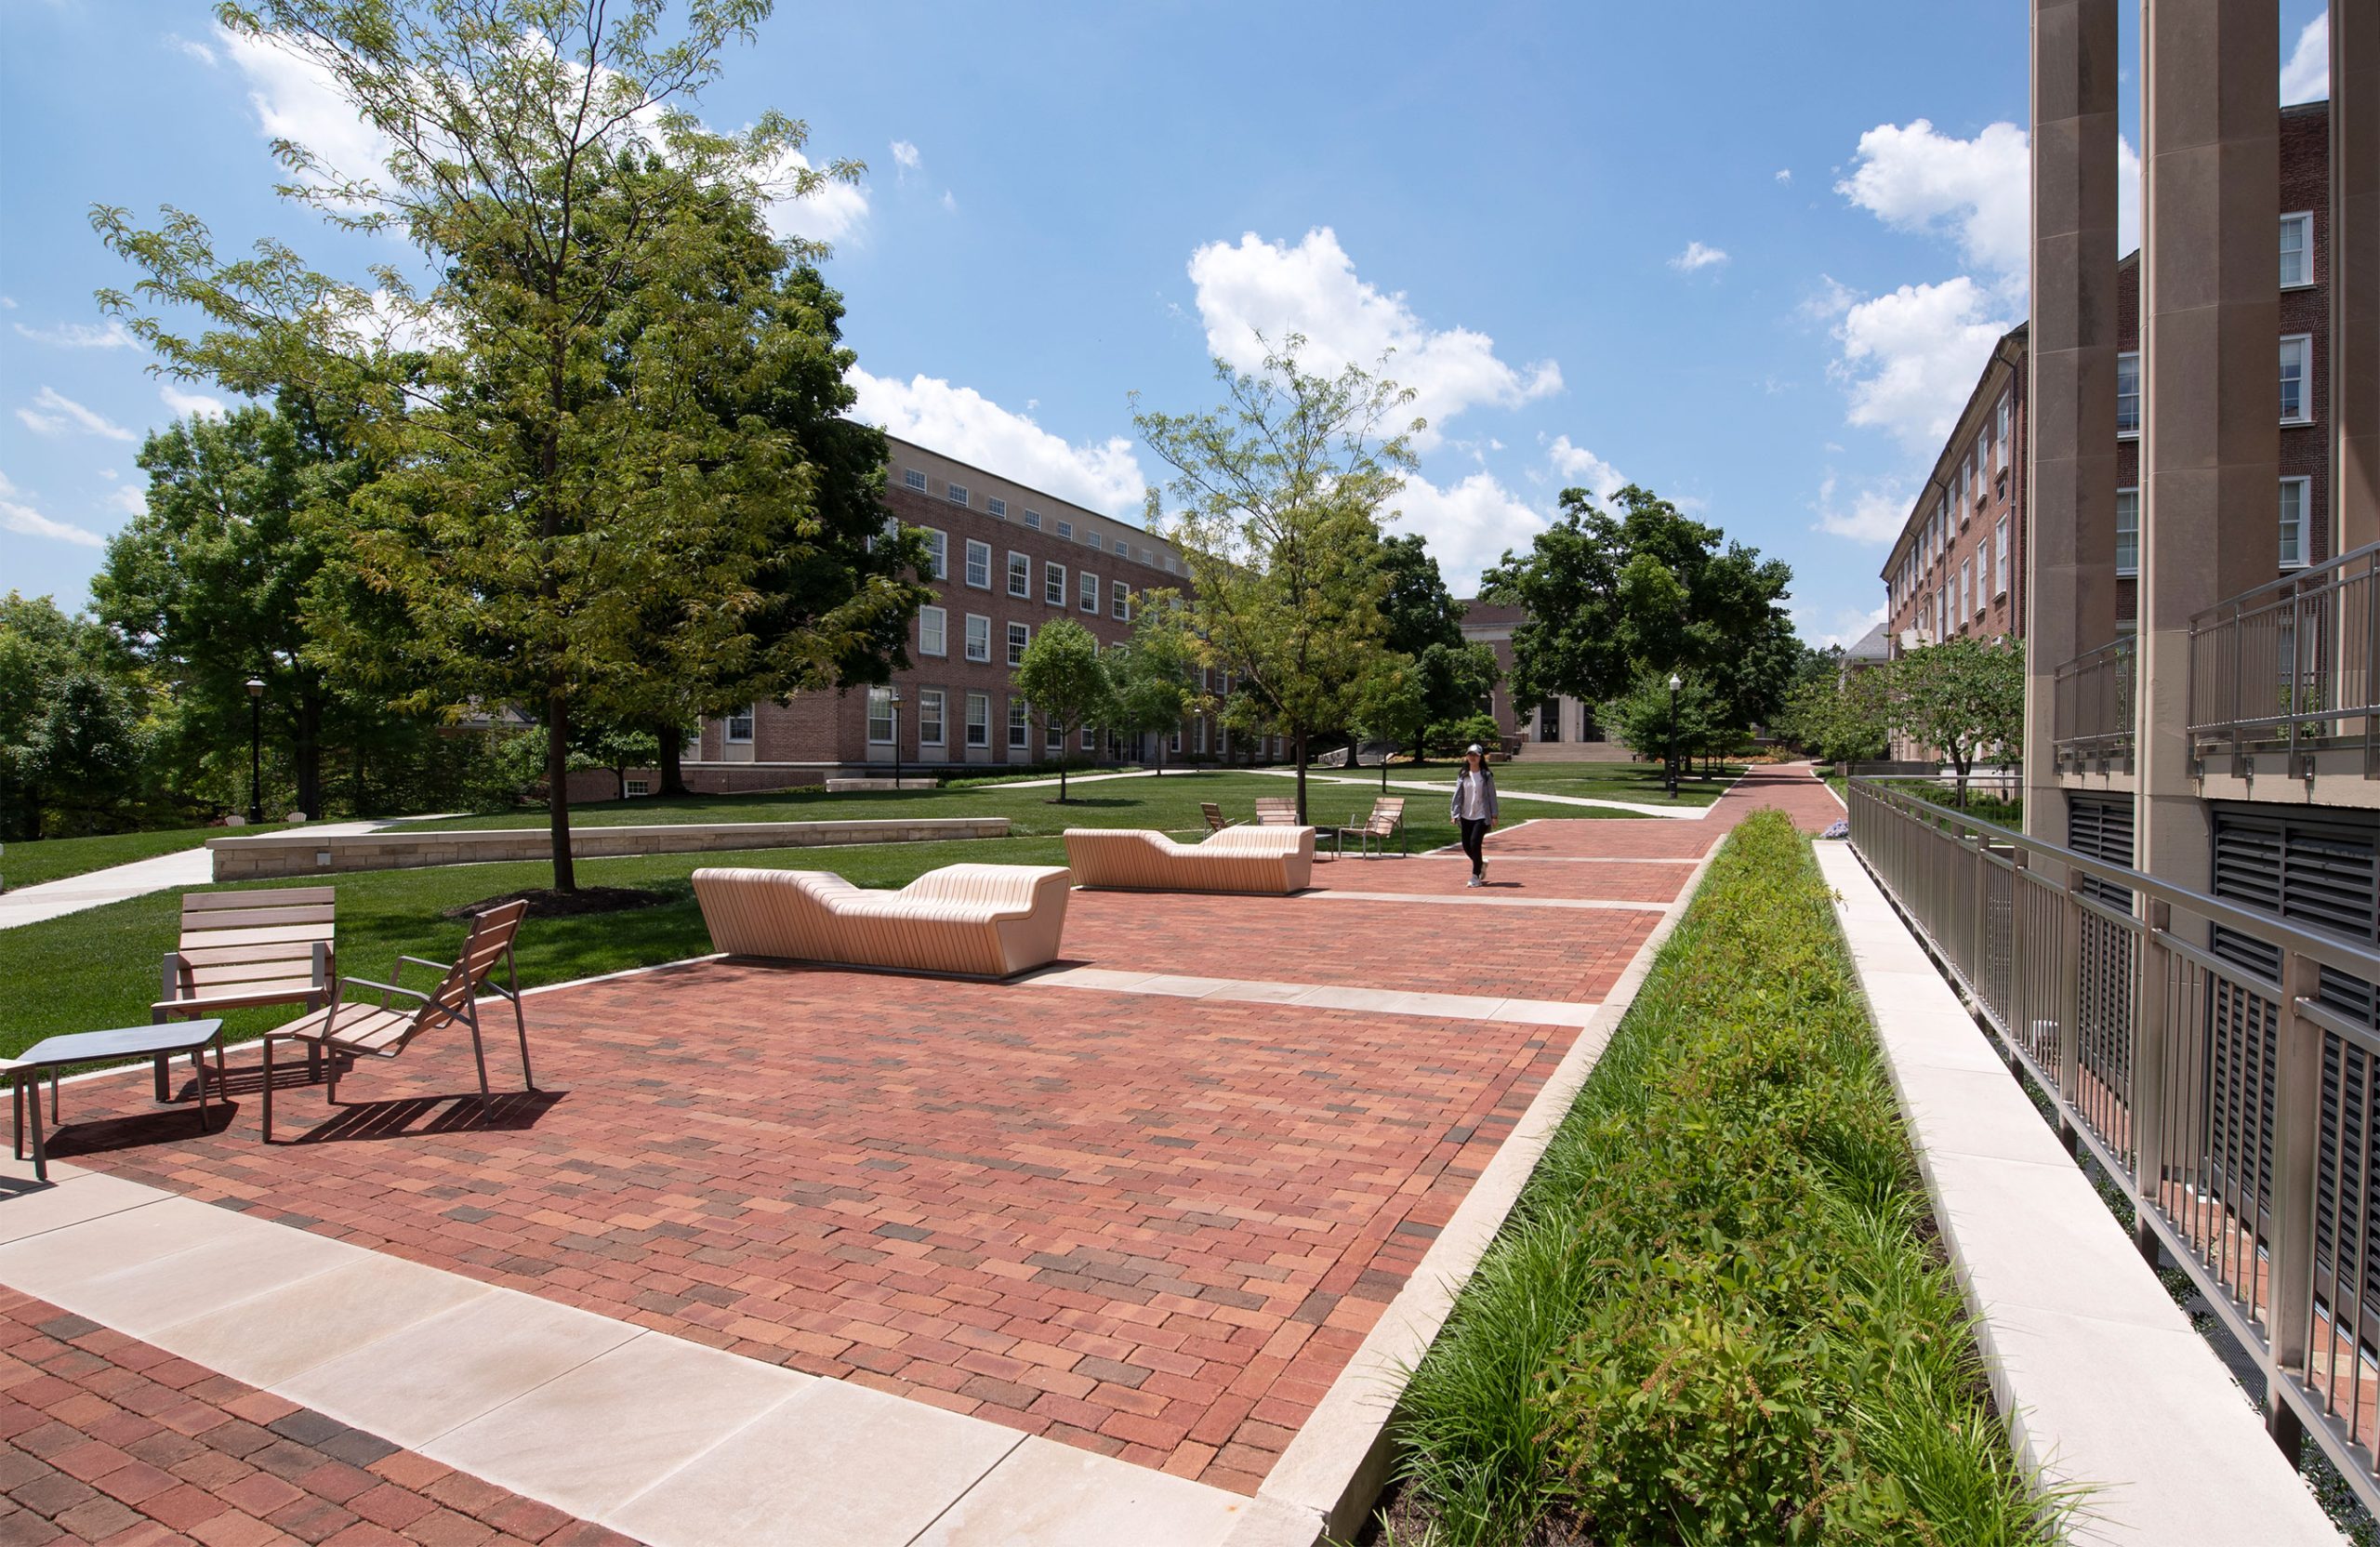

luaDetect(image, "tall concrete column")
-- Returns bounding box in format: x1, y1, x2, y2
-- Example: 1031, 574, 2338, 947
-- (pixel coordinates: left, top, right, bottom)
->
2135, 0, 2281, 892
2338, 0, 2379, 560
2024, 0, 2122, 844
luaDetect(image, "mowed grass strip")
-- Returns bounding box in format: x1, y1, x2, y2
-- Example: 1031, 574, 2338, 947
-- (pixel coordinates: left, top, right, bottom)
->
1382, 811, 2062, 1546
0, 824, 293, 891
0, 836, 1065, 1061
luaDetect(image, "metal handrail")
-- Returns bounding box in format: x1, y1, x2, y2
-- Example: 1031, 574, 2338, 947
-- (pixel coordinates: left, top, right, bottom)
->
1847, 774, 2380, 1514
2051, 636, 2137, 774
2187, 538, 2380, 776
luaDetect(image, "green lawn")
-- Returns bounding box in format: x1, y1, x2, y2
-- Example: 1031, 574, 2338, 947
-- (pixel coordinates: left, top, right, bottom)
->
1, 824, 292, 892
1461, 759, 1744, 805
0, 835, 1072, 1062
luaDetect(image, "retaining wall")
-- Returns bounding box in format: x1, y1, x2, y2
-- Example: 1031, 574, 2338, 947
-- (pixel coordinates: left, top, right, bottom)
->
207, 817, 1011, 882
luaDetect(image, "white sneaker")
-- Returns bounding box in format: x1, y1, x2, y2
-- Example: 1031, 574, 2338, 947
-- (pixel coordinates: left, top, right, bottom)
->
1466, 876, 1482, 888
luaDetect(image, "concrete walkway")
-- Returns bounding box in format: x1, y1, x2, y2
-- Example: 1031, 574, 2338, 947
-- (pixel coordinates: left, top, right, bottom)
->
0, 821, 388, 932
1249, 766, 1716, 819
1816, 841, 2343, 1546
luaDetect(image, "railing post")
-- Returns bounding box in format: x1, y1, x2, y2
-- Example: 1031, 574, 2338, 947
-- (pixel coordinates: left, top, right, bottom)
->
2265, 948, 2321, 1461
2132, 899, 2173, 1265
2056, 867, 2085, 1156
2005, 852, 2030, 1076
1973, 837, 1993, 1014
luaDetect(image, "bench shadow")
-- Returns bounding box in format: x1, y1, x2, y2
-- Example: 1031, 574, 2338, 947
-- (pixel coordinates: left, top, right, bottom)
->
278, 1089, 564, 1144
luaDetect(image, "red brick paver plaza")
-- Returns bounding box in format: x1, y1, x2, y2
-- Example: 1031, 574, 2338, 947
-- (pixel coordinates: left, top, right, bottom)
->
27, 770, 1843, 1501
0, 1290, 623, 1547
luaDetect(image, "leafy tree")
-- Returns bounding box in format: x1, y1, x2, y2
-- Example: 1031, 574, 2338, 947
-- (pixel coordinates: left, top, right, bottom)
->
94, 395, 373, 820
1373, 534, 1501, 764
1, 595, 137, 840
1137, 336, 1415, 822
1776, 649, 1892, 766
1886, 638, 2025, 806
96, 0, 851, 893
1602, 668, 1723, 786
1011, 619, 1115, 802
1108, 593, 1202, 772
1354, 657, 1425, 787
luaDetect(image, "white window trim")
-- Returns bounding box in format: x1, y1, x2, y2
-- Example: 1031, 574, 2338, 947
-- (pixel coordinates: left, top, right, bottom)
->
964, 538, 992, 590
945, 482, 970, 508
1024, 509, 1042, 529
1008, 621, 1031, 666
917, 688, 946, 747
2114, 486, 2141, 578
1080, 572, 1100, 614
986, 496, 1007, 520
2115, 350, 2142, 441
725, 706, 756, 744
2279, 475, 2311, 569
1008, 698, 1030, 750
1045, 561, 1067, 607
922, 527, 947, 581
2280, 334, 2314, 426
903, 468, 927, 493
1994, 516, 2010, 599
1111, 580, 1130, 620
866, 687, 895, 747
1007, 549, 1031, 599
964, 692, 989, 748
964, 613, 991, 663
2279, 211, 2315, 290
918, 604, 947, 658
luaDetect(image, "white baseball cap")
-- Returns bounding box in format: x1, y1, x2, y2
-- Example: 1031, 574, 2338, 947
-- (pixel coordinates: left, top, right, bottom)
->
1466, 743, 1486, 755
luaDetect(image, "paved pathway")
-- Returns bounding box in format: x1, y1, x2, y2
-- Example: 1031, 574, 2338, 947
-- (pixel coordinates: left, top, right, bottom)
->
1250, 767, 1717, 819
0, 822, 389, 932
0, 766, 1840, 1545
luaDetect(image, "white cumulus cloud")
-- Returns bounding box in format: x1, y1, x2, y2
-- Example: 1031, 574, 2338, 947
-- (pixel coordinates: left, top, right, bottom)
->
847, 368, 1147, 518
891, 139, 920, 172
1832, 277, 2013, 450
18, 388, 136, 443
1185, 228, 1560, 448
13, 320, 134, 349
1669, 241, 1728, 272
2282, 13, 2328, 104
1775, 168, 1792, 184
170, 33, 218, 66
1792, 601, 1890, 652
1388, 469, 1549, 595
759, 149, 870, 247
1811, 471, 1913, 543
109, 484, 150, 517
0, 470, 107, 549
1543, 435, 1626, 500
218, 24, 393, 193
161, 384, 229, 420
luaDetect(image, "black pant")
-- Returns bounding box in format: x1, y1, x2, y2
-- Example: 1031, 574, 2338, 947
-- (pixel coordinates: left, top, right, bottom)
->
1459, 817, 1490, 876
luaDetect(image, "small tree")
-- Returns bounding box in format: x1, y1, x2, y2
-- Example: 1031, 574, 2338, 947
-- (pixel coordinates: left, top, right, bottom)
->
1778, 660, 1891, 767
1602, 669, 1721, 786
1012, 619, 1115, 802
1108, 593, 1201, 772
1355, 657, 1425, 789
1887, 638, 2025, 806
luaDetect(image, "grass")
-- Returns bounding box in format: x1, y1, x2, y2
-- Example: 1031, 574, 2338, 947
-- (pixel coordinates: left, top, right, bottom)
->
1905, 781, 2023, 828
0, 835, 1071, 1062
1371, 759, 1744, 807
1, 825, 292, 892
1377, 812, 2060, 1547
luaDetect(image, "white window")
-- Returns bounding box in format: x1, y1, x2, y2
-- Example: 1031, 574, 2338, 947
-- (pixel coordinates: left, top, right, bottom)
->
1008, 698, 1029, 751
964, 614, 991, 662
866, 687, 894, 745
1023, 509, 1042, 530
945, 482, 970, 508
2115, 486, 2140, 576
2281, 212, 2313, 288
1962, 558, 1976, 619
1008, 621, 1030, 666
877, 513, 899, 550
1086, 530, 1104, 550
2280, 477, 2310, 567
922, 528, 947, 580
1007, 550, 1030, 598
1081, 723, 1096, 751
919, 605, 946, 657
903, 468, 927, 493
987, 496, 1006, 520
964, 539, 991, 589
965, 693, 989, 747
1996, 390, 2013, 459
726, 707, 755, 743
1194, 718, 1207, 754
1112, 581, 1130, 621
1935, 496, 1949, 559
1080, 571, 1099, 613
916, 689, 945, 747
1045, 562, 1067, 606
625, 778, 650, 798
1045, 717, 1064, 752
1994, 516, 2010, 598
2117, 351, 2140, 437
2281, 335, 2312, 424
1977, 543, 1991, 611
1056, 520, 1073, 540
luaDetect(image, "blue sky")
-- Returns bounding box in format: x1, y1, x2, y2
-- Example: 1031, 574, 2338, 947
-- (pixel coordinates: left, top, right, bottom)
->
0, 1, 2333, 648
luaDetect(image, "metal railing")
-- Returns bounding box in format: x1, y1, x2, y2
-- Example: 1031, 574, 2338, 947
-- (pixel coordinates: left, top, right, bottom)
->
1847, 776, 2380, 1511
2052, 635, 2137, 774
2189, 539, 2380, 778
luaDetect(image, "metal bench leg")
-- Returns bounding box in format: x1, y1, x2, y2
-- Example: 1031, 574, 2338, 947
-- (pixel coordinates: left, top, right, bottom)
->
152, 1054, 170, 1104
511, 998, 535, 1092
26, 1079, 45, 1184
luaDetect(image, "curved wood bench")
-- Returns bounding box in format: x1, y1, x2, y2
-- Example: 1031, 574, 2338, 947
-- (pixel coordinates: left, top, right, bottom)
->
1061, 826, 1315, 894
692, 863, 1073, 979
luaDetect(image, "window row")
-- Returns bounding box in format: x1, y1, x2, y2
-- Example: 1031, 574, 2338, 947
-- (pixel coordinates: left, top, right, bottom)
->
895, 478, 1178, 570
2114, 335, 2317, 439
914, 607, 1140, 667
2112, 477, 2315, 576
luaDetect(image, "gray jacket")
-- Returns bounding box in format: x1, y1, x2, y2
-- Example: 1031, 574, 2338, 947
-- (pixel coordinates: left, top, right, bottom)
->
1448, 769, 1500, 823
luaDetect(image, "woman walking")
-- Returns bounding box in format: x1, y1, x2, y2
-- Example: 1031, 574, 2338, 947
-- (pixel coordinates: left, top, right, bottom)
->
1449, 744, 1500, 887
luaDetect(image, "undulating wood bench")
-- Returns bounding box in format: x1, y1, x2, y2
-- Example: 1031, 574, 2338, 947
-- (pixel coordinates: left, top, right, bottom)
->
692, 864, 1073, 979
1061, 826, 1315, 894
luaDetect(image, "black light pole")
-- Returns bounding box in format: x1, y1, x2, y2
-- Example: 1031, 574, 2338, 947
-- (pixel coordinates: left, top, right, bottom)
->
245, 677, 266, 824
1665, 672, 1681, 800
890, 688, 904, 790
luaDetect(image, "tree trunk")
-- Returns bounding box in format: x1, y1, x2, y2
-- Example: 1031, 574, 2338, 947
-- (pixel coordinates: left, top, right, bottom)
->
1293, 729, 1308, 824
1059, 729, 1069, 802
656, 727, 687, 796
546, 683, 576, 892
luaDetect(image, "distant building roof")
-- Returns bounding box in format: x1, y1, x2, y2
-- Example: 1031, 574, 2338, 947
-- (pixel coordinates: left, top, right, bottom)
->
1844, 620, 1892, 664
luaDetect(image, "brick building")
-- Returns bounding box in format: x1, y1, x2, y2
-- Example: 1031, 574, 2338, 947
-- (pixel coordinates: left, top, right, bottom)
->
679, 436, 1256, 790
1880, 326, 2029, 660
1457, 601, 1611, 753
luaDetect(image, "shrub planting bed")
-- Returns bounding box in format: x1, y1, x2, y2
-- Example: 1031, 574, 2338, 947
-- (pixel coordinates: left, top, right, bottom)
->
1380, 811, 2058, 1545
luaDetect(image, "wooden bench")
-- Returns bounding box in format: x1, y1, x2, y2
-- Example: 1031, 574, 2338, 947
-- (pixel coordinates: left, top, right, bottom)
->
1253, 796, 1300, 826
1331, 797, 1408, 858
1063, 826, 1315, 894
152, 886, 336, 1092
693, 864, 1073, 979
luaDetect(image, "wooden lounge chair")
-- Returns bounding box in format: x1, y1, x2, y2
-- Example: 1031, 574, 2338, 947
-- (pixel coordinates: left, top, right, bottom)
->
1253, 796, 1300, 826
154, 886, 336, 1093
1200, 801, 1230, 834
1330, 797, 1408, 859
1063, 826, 1315, 894
693, 864, 1072, 979
258, 900, 531, 1142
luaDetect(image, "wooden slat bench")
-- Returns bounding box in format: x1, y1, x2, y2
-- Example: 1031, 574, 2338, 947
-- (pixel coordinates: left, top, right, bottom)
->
152, 886, 337, 1094
1063, 826, 1315, 894
693, 864, 1073, 979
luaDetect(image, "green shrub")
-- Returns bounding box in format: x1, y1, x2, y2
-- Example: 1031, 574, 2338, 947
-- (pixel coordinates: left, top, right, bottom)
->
1386, 811, 2061, 1546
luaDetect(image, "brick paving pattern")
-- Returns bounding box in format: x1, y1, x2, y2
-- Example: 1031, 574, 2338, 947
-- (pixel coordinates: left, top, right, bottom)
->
24, 769, 1844, 1501
0, 1289, 621, 1547
1302, 853, 1693, 903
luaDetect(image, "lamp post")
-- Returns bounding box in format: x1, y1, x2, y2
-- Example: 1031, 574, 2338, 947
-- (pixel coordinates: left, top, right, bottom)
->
1665, 672, 1682, 800
245, 677, 266, 825
890, 688, 904, 790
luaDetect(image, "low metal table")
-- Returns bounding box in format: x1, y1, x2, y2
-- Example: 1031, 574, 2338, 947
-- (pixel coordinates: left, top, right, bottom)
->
8, 1019, 225, 1182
